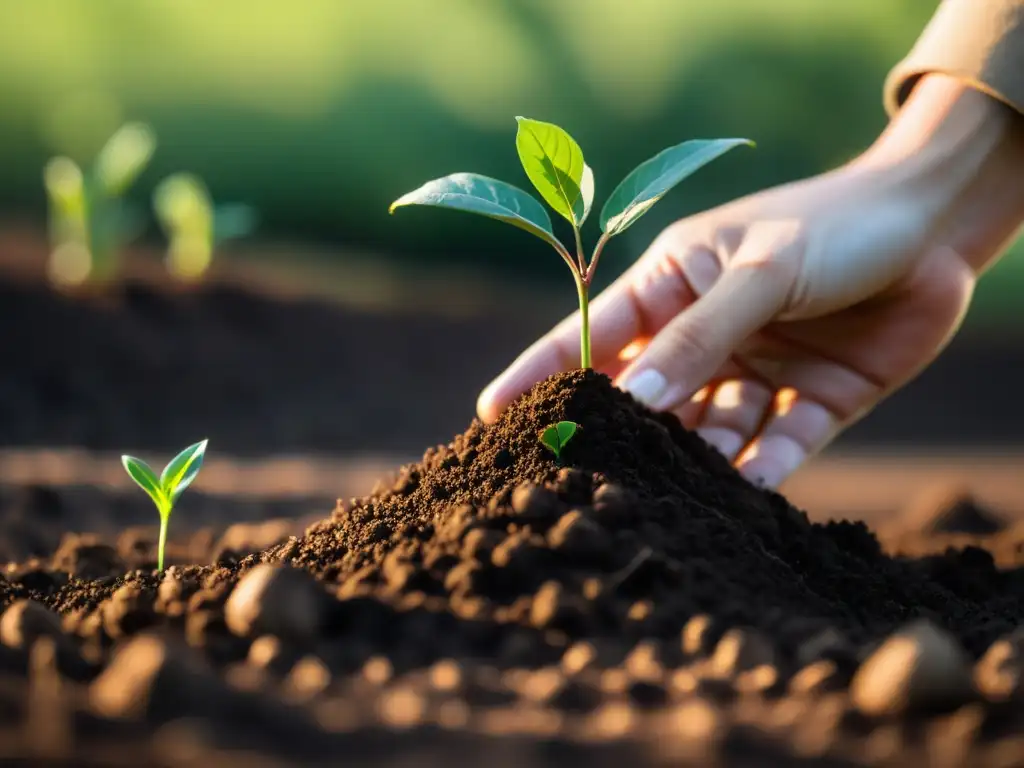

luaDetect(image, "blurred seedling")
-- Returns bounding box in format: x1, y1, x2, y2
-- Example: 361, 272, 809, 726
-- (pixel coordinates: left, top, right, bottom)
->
391, 117, 752, 368
121, 439, 208, 572
153, 173, 257, 281
540, 421, 578, 462
43, 122, 156, 287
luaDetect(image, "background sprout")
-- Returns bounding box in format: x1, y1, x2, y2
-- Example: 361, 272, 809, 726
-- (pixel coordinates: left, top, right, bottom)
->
43, 121, 156, 287
121, 439, 208, 572
153, 172, 258, 281
390, 117, 752, 369
540, 421, 578, 461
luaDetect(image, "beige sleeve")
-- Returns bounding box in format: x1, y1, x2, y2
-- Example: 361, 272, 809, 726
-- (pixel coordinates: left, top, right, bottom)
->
884, 0, 1024, 116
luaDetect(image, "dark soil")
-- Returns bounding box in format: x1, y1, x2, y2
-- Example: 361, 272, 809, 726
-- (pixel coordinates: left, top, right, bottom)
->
0, 269, 552, 455
1, 371, 1023, 766
4, 260, 1024, 457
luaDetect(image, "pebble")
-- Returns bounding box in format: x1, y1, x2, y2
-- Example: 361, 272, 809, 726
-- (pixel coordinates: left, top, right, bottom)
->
224, 564, 324, 642
89, 634, 218, 722
851, 620, 974, 716
0, 600, 64, 650
709, 628, 775, 677
974, 628, 1024, 701
682, 614, 714, 657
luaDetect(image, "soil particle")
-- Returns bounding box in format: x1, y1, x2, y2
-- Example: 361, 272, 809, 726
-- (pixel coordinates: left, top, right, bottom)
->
850, 619, 975, 716
1, 369, 1023, 765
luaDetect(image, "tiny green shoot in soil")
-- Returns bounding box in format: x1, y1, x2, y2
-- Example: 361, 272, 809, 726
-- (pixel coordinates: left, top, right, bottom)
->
153, 173, 258, 281
121, 439, 208, 572
540, 421, 578, 461
390, 117, 753, 368
43, 122, 156, 286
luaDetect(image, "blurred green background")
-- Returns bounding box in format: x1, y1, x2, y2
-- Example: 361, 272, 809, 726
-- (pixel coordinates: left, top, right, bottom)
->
0, 0, 1020, 321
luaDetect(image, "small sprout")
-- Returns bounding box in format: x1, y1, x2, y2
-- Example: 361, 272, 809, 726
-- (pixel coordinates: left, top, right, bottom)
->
391, 117, 753, 369
540, 421, 579, 461
121, 439, 208, 572
154, 173, 257, 281
43, 122, 156, 286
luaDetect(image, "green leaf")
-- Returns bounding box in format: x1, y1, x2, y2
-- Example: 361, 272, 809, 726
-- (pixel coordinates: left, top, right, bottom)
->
555, 421, 578, 446
160, 439, 208, 504
540, 421, 579, 459
515, 117, 590, 227
600, 138, 754, 236
122, 455, 165, 510
390, 172, 564, 253
540, 425, 562, 458
93, 122, 156, 198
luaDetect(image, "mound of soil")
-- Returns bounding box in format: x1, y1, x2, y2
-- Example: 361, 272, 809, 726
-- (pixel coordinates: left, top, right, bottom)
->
0, 371, 1023, 766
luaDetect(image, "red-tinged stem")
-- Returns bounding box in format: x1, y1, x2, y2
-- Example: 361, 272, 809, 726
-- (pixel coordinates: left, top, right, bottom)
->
584, 232, 611, 286
573, 226, 586, 274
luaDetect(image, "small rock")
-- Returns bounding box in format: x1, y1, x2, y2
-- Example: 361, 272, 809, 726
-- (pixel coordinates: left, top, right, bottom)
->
553, 467, 591, 501
284, 654, 331, 700
102, 584, 154, 639
89, 634, 223, 723
547, 511, 610, 561
625, 641, 663, 681
709, 628, 775, 677
682, 614, 713, 657
224, 564, 324, 642
789, 660, 843, 695
529, 581, 587, 633
510, 483, 560, 521
1, 600, 64, 650
461, 528, 503, 562
52, 537, 124, 581
974, 628, 1024, 702
851, 620, 974, 716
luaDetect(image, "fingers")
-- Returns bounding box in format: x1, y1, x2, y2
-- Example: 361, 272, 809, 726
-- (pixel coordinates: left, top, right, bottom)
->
735, 392, 840, 488
616, 224, 800, 413
695, 379, 775, 460
476, 226, 721, 422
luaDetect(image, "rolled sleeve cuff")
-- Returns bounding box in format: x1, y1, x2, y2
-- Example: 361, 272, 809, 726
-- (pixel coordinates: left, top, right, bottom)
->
884, 0, 1024, 117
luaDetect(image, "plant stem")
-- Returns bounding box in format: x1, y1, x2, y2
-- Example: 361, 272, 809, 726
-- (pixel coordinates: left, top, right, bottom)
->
585, 232, 611, 284
574, 273, 591, 369
157, 511, 169, 572
573, 226, 586, 274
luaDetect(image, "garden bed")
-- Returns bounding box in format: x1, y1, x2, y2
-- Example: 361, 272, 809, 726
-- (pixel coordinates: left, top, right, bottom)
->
1, 370, 1022, 766
3, 234, 1024, 457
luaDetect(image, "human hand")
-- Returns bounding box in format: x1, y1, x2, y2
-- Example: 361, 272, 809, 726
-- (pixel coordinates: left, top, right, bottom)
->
477, 75, 1024, 487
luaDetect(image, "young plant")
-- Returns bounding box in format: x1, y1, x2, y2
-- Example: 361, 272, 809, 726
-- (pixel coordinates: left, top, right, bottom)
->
153, 173, 258, 281
43, 122, 156, 286
540, 421, 578, 461
121, 439, 208, 572
390, 117, 752, 368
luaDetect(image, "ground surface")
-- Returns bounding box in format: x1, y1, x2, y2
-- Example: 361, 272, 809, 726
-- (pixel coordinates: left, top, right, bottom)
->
2, 235, 1024, 456
3, 245, 1024, 766
1, 371, 1023, 767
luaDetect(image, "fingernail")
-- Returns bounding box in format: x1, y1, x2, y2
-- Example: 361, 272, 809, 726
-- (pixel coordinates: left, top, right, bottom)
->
621, 369, 668, 408
696, 427, 745, 460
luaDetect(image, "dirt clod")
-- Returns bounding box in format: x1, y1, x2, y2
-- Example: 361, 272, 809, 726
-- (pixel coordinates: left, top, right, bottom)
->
3, 369, 1024, 765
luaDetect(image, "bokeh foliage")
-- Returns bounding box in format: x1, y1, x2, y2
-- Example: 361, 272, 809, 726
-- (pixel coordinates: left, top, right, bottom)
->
0, 0, 1020, 310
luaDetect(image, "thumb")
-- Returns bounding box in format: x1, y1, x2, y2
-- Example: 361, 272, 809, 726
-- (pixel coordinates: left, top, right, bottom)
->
615, 223, 800, 411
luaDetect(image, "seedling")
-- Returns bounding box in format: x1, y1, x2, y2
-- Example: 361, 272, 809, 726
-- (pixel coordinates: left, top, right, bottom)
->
390, 117, 752, 368
540, 421, 578, 461
43, 122, 156, 286
153, 173, 258, 281
121, 439, 208, 572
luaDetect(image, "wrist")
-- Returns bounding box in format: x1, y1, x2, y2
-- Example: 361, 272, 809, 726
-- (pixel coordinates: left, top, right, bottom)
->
855, 73, 1024, 272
